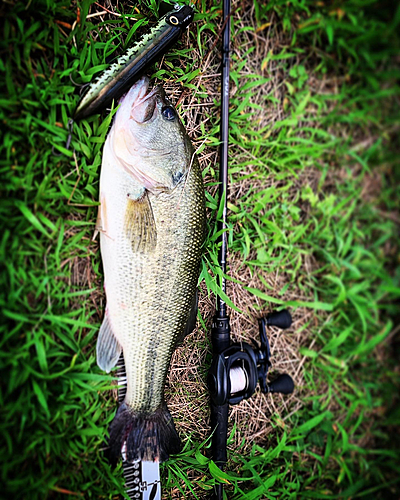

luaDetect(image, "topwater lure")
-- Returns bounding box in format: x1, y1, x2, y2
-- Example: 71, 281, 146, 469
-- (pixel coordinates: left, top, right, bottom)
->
74, 4, 194, 120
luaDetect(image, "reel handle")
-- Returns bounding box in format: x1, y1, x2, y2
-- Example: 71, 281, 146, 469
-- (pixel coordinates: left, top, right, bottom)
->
265, 310, 292, 329
267, 374, 294, 394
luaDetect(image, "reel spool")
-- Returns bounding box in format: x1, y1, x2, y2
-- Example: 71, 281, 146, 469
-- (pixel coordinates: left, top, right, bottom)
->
208, 310, 294, 406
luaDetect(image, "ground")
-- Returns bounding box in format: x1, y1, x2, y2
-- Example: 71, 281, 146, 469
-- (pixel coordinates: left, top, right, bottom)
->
1, 0, 399, 499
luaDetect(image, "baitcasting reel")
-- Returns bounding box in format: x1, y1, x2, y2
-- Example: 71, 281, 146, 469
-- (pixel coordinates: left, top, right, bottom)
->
208, 310, 294, 406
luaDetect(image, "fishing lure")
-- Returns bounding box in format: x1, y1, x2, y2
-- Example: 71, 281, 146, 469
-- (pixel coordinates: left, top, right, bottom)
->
74, 4, 194, 121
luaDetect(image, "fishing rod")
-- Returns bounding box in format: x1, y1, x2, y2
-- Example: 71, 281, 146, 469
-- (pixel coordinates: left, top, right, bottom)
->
208, 1, 294, 498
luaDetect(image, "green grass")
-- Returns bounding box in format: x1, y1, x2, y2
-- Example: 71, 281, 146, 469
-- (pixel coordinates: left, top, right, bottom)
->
1, 0, 399, 499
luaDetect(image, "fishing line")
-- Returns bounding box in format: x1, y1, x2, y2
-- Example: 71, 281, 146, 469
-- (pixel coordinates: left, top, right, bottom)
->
229, 365, 247, 394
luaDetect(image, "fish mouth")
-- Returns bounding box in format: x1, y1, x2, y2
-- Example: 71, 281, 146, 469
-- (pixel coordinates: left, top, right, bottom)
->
126, 77, 163, 124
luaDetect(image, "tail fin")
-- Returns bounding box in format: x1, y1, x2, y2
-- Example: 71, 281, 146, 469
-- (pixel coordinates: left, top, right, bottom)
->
107, 401, 182, 465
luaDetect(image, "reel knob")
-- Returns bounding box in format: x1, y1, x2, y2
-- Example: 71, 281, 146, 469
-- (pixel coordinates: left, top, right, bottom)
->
266, 374, 294, 395
265, 310, 292, 329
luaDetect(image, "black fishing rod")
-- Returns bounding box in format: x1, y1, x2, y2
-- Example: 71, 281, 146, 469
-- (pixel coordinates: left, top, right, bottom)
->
208, 0, 231, 498
208, 2, 295, 498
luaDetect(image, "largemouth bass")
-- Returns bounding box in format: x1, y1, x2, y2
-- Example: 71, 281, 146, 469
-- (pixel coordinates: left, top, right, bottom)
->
96, 76, 206, 464
74, 4, 194, 121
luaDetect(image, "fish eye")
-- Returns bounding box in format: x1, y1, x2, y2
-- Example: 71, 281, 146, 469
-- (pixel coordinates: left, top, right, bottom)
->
161, 106, 176, 121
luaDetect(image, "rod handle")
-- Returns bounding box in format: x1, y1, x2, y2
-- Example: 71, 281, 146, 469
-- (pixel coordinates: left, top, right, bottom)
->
210, 402, 229, 465
210, 402, 228, 498
267, 374, 294, 395
265, 310, 292, 329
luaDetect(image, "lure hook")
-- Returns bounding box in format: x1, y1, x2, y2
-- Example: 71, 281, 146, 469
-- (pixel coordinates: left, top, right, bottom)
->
52, 118, 74, 157
69, 72, 89, 88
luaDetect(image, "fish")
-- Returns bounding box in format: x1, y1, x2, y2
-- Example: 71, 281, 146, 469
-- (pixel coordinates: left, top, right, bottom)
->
96, 76, 206, 464
74, 4, 194, 121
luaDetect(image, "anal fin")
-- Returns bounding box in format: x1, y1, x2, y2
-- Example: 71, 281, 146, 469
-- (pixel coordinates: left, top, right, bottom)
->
96, 313, 122, 373
124, 191, 157, 253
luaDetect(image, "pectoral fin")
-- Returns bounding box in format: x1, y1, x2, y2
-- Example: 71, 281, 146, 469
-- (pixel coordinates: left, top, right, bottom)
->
124, 191, 157, 253
96, 314, 122, 373
93, 194, 108, 241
